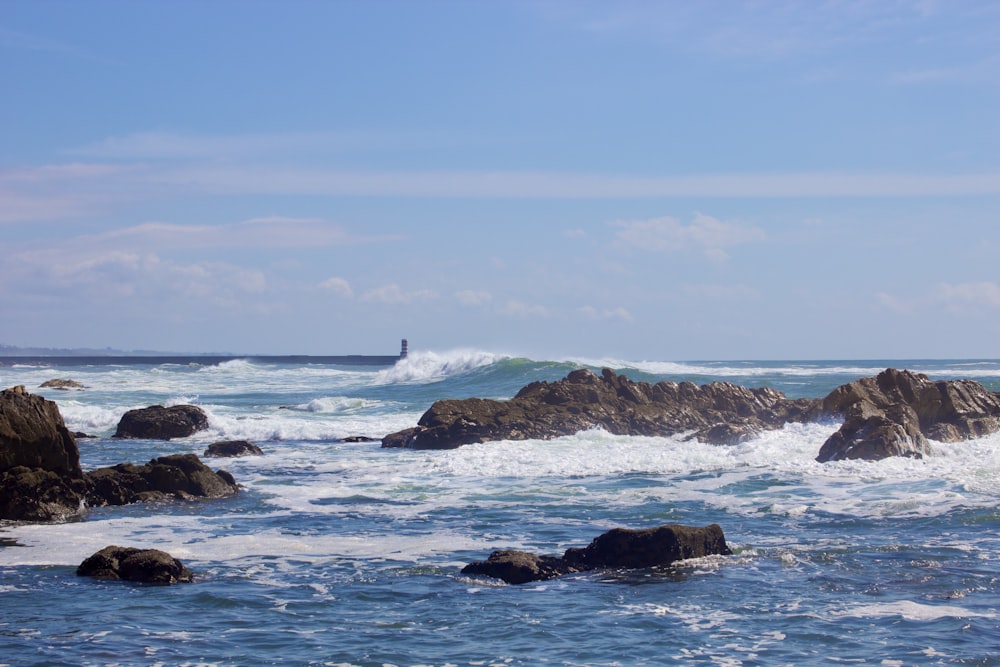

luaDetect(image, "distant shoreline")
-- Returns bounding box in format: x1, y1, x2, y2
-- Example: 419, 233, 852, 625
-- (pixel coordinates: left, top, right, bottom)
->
0, 354, 403, 367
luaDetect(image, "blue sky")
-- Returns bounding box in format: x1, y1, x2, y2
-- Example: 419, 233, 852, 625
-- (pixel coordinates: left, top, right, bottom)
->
3, 1, 1000, 359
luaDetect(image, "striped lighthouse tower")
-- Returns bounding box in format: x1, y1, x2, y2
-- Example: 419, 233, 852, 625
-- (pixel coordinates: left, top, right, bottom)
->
400, 339, 408, 359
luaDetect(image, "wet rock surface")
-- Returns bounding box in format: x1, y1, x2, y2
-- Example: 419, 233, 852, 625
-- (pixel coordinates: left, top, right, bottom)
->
77, 545, 193, 584
114, 404, 209, 440
462, 524, 732, 584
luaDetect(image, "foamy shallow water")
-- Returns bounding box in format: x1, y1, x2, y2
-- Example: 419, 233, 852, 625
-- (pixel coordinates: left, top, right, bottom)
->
2, 353, 1000, 665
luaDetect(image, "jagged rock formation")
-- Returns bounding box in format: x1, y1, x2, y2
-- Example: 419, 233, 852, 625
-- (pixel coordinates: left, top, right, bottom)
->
114, 404, 209, 440
816, 368, 1000, 462
204, 439, 263, 457
462, 524, 732, 584
383, 368, 820, 449
1, 386, 237, 522
383, 367, 1000, 463
86, 454, 239, 506
77, 545, 193, 584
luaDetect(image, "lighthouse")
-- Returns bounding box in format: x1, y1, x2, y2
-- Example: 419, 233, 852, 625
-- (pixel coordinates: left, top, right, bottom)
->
400, 339, 408, 359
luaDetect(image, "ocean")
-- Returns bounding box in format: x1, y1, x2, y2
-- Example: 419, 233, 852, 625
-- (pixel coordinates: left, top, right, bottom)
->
1, 352, 999, 666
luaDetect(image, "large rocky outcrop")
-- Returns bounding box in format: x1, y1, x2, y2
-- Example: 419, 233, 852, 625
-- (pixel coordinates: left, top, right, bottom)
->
383, 367, 1000, 463
0, 386, 87, 521
0, 385, 82, 476
462, 524, 732, 584
114, 404, 209, 440
816, 368, 1000, 462
383, 368, 820, 450
77, 545, 193, 584
1, 387, 237, 522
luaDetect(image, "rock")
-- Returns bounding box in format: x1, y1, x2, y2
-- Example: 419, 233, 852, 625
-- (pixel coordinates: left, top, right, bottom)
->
0, 386, 88, 521
462, 524, 732, 584
204, 440, 263, 457
0, 385, 82, 476
0, 387, 238, 521
86, 453, 239, 506
114, 404, 209, 440
341, 435, 377, 443
0, 466, 88, 522
40, 378, 85, 390
383, 368, 820, 450
816, 369, 1000, 462
77, 546, 192, 584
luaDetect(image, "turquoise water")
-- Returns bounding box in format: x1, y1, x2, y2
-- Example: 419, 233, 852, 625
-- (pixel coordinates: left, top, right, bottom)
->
2, 353, 1000, 665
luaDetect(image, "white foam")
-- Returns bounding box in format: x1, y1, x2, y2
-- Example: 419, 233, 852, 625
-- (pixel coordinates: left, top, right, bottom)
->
372, 349, 504, 385
832, 600, 997, 621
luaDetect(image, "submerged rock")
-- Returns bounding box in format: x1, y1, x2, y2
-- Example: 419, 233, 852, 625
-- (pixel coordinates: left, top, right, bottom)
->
77, 545, 193, 584
40, 378, 85, 390
204, 439, 263, 457
114, 404, 209, 440
462, 524, 732, 584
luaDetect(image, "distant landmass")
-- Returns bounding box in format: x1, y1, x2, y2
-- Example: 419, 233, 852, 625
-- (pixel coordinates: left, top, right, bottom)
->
0, 344, 234, 357
0, 340, 409, 367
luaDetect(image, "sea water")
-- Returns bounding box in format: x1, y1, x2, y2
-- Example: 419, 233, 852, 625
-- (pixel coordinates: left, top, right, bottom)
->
1, 353, 999, 666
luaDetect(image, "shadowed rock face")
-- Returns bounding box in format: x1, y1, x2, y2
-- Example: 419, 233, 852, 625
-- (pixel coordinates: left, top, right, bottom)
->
0, 385, 82, 477
383, 368, 820, 450
114, 405, 209, 440
462, 524, 732, 584
383, 367, 1000, 463
86, 454, 239, 506
77, 545, 193, 584
816, 368, 1000, 462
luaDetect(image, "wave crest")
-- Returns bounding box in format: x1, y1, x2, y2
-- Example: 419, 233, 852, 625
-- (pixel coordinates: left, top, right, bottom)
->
372, 349, 505, 385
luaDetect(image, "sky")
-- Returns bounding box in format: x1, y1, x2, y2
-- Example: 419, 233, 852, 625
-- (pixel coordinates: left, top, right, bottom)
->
3, 0, 1000, 360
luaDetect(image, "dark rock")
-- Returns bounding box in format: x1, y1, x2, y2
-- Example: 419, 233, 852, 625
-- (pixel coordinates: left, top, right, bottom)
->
0, 466, 88, 522
40, 378, 85, 390
462, 524, 732, 584
204, 439, 263, 457
114, 404, 209, 440
1, 387, 238, 521
383, 368, 821, 450
77, 545, 192, 584
86, 453, 239, 506
0, 385, 82, 476
0, 386, 88, 521
341, 435, 377, 443
816, 369, 1000, 462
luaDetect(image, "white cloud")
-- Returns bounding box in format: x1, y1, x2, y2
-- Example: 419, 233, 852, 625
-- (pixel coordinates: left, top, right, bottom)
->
932, 281, 1000, 310
613, 213, 765, 261
360, 283, 437, 305
875, 291, 914, 315
681, 284, 761, 301
580, 305, 634, 322
500, 300, 549, 318
319, 276, 354, 298
455, 290, 492, 306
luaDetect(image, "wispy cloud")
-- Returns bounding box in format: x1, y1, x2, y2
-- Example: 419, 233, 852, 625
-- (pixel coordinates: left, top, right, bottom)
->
5, 160, 1000, 226
360, 283, 438, 305
580, 305, 633, 322
455, 290, 493, 306
499, 300, 549, 318
318, 276, 354, 298
612, 213, 765, 262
